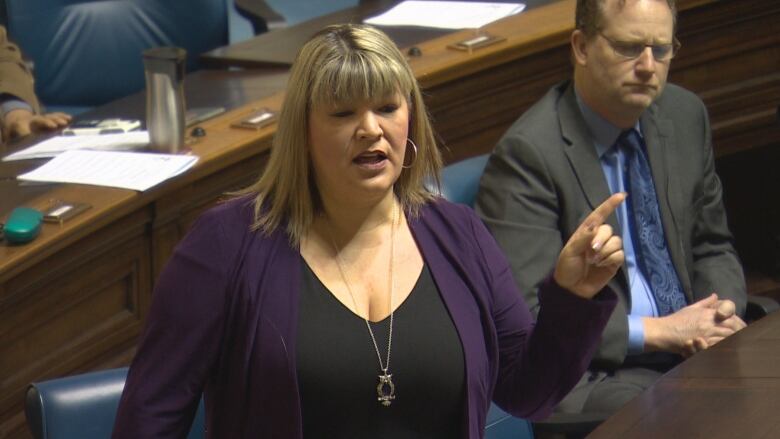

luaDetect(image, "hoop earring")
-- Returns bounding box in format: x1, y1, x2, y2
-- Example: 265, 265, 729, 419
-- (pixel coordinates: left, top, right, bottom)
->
402, 139, 418, 169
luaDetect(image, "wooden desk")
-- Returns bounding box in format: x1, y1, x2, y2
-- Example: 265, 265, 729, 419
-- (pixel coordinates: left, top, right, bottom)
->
2, 0, 779, 436
588, 311, 780, 438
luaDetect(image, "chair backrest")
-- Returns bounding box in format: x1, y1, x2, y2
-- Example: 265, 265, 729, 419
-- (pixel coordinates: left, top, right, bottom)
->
25, 367, 205, 439
440, 153, 491, 207
5, 0, 229, 110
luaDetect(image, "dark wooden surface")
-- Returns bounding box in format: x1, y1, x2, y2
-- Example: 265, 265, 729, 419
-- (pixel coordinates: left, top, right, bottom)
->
1, 0, 779, 436
200, 0, 556, 68
200, 0, 447, 68
588, 311, 780, 438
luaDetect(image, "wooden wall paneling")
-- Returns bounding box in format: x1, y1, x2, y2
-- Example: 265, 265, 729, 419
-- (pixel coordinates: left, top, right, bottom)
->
671, 0, 780, 157
427, 44, 572, 163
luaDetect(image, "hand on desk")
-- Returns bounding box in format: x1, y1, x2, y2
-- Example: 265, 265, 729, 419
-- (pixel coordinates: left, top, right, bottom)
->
3, 108, 71, 140
643, 293, 747, 357
554, 192, 627, 299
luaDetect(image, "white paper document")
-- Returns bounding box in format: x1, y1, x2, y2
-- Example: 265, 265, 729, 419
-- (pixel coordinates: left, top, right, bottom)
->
2, 131, 150, 162
18, 150, 199, 192
364, 1, 525, 29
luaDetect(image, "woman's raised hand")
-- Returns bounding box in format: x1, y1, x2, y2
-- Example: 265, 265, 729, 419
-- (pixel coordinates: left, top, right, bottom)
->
553, 193, 627, 299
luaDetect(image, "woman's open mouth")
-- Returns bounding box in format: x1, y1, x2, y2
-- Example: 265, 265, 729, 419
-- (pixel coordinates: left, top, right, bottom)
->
353, 151, 388, 169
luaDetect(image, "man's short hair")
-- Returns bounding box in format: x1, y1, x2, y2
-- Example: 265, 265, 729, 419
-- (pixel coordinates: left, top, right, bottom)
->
575, 0, 677, 37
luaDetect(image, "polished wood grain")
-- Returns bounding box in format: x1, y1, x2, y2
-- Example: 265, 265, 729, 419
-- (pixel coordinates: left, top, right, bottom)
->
589, 311, 780, 438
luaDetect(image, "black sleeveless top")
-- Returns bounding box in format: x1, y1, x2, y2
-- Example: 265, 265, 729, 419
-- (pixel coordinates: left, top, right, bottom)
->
297, 262, 466, 438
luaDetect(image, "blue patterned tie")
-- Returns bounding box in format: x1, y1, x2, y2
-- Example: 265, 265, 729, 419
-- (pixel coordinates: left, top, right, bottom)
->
620, 129, 687, 315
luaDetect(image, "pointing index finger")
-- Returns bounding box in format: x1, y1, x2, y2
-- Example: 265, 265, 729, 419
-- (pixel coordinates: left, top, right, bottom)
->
583, 192, 626, 229
565, 192, 627, 256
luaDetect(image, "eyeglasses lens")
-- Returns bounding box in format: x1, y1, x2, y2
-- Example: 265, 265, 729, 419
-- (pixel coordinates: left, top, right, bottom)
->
602, 33, 677, 61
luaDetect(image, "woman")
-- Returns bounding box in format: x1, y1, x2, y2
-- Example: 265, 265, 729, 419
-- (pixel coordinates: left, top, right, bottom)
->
113, 24, 623, 438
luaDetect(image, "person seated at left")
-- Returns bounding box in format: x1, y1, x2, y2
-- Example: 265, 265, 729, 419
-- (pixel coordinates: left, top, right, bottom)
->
0, 25, 70, 148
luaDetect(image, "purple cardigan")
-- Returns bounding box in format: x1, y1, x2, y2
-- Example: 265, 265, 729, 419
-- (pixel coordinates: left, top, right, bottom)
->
113, 197, 615, 438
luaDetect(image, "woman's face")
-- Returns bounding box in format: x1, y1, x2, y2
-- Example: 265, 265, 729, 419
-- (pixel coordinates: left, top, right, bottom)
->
308, 91, 410, 206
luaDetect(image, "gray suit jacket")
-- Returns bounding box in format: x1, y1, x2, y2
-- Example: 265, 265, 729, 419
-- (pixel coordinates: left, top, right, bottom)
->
476, 80, 746, 369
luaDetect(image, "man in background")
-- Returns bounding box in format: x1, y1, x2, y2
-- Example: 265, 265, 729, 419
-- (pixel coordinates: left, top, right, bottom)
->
477, 0, 747, 419
1, 25, 69, 148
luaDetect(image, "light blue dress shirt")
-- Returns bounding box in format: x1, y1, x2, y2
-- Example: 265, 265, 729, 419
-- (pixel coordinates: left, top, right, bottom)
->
575, 93, 659, 354
0, 94, 33, 119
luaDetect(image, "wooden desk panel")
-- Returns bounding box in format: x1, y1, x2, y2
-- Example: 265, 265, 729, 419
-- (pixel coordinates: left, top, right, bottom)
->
0, 207, 152, 439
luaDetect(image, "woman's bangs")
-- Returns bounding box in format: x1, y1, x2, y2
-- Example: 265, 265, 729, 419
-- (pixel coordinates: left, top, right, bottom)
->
311, 52, 411, 108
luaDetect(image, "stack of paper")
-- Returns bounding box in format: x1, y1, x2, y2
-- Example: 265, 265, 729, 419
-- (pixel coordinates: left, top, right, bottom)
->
2, 131, 150, 162
17, 150, 199, 192
364, 1, 526, 29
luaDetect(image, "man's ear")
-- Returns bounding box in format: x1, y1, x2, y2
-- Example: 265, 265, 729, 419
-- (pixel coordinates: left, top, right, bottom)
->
571, 30, 589, 67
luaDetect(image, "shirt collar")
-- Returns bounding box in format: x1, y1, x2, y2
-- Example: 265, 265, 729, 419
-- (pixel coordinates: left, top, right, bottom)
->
574, 89, 642, 158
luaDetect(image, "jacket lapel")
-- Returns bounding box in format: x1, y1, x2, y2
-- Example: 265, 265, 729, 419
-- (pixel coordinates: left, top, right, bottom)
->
557, 84, 629, 292
559, 85, 615, 222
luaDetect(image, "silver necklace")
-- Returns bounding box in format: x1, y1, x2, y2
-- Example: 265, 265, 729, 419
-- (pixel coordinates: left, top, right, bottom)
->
328, 201, 398, 407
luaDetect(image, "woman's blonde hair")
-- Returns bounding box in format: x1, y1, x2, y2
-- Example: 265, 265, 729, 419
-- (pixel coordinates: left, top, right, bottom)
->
239, 23, 442, 246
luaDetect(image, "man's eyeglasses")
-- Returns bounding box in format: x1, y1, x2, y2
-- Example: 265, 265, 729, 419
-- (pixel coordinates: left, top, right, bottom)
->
598, 32, 681, 61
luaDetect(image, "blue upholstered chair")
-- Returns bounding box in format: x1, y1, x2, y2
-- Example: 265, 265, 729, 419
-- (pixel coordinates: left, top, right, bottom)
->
26, 365, 530, 439
440, 153, 491, 207
3, 0, 260, 113
25, 367, 205, 439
